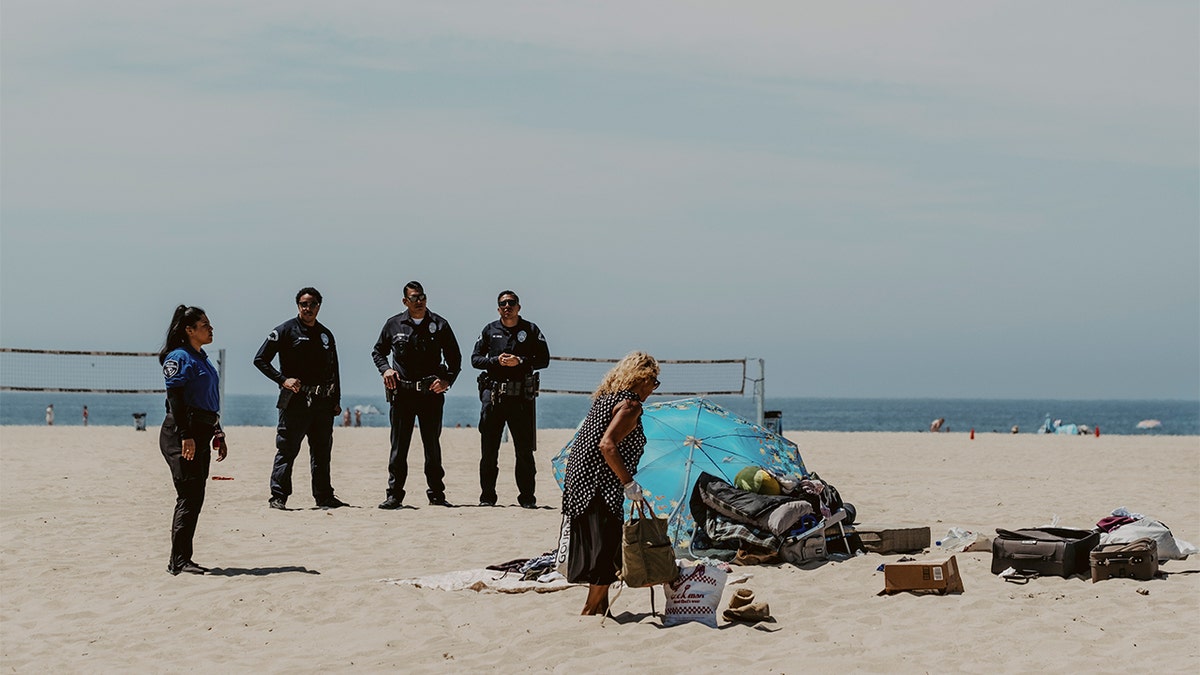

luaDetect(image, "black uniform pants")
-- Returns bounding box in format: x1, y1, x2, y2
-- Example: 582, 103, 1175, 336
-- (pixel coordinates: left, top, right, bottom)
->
478, 392, 537, 505
271, 400, 335, 503
159, 413, 213, 569
387, 389, 446, 502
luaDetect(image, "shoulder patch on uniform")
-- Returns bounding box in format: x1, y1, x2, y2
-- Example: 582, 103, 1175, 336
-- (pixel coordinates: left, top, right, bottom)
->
163, 360, 180, 378
268, 330, 279, 342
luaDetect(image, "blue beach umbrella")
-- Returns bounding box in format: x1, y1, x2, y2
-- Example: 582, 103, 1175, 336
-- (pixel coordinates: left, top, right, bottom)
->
552, 397, 807, 554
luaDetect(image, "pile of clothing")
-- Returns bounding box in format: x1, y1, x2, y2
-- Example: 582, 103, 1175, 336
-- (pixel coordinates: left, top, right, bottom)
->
688, 467, 852, 563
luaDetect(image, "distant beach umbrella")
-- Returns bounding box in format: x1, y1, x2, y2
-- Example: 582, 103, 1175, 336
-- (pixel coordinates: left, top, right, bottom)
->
1136, 419, 1162, 429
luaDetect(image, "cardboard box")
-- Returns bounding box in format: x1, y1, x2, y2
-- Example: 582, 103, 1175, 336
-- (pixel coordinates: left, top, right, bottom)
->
881, 556, 964, 595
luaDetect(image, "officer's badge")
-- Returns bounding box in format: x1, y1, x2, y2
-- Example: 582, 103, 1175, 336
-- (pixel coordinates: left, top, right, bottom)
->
268, 330, 279, 342
163, 360, 180, 378
429, 323, 438, 334
321, 333, 330, 348
517, 330, 527, 342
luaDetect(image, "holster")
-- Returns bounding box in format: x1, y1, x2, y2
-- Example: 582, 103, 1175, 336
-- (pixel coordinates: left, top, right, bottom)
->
277, 388, 294, 410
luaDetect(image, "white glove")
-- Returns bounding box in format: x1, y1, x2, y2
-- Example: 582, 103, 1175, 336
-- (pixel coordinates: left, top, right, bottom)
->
623, 480, 645, 502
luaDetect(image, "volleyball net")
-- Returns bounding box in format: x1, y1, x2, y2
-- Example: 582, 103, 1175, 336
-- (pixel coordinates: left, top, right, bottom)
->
541, 356, 750, 396
0, 347, 225, 395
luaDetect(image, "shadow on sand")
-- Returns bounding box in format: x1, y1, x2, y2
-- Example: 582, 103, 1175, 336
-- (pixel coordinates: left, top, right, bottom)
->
207, 566, 321, 577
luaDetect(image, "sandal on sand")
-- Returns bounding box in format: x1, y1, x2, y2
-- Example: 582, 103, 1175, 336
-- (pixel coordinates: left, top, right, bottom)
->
723, 588, 773, 623
1003, 570, 1040, 584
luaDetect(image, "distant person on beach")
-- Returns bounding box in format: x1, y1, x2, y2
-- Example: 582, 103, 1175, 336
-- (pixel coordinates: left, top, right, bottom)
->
372, 281, 462, 509
82, 406, 88, 426
342, 408, 351, 427
254, 287, 347, 511
45, 404, 54, 425
158, 305, 227, 576
930, 418, 945, 433
472, 290, 550, 509
355, 409, 362, 427
562, 351, 660, 615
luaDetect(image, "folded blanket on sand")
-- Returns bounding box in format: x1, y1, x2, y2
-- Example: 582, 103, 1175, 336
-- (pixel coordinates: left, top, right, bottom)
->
382, 569, 577, 593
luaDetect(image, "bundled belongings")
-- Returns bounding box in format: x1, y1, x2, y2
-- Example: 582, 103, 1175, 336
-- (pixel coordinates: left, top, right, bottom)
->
695, 473, 815, 537
689, 471, 851, 564
991, 527, 1100, 578
1097, 514, 1198, 561
1090, 538, 1159, 582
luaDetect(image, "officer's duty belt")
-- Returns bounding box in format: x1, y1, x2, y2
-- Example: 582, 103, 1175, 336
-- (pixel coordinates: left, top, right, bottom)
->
398, 379, 432, 392
299, 383, 336, 397
493, 380, 529, 397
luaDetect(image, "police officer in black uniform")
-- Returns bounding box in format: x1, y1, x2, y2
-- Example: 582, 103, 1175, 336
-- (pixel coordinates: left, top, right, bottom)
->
371, 281, 462, 509
253, 287, 346, 510
471, 290, 550, 508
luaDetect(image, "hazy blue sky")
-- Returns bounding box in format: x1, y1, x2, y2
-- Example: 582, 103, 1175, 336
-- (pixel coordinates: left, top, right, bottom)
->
2, 1, 1197, 399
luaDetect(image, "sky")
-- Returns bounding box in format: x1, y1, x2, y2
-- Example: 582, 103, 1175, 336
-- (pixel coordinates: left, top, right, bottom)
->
2, 1, 1197, 400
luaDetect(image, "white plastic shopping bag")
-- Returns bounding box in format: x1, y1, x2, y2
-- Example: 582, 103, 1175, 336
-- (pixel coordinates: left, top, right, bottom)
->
663, 561, 727, 627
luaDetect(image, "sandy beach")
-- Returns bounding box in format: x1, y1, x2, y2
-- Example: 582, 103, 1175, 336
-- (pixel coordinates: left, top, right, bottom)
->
1, 425, 1197, 673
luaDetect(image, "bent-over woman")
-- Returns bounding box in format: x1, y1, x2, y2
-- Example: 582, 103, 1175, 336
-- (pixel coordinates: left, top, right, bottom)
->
561, 351, 660, 615
158, 305, 228, 575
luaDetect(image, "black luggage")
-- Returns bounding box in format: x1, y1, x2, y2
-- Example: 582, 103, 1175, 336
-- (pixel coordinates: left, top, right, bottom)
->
991, 527, 1100, 578
1090, 538, 1159, 582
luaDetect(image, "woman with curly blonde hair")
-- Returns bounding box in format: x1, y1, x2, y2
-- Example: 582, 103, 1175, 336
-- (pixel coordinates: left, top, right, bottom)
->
562, 351, 660, 615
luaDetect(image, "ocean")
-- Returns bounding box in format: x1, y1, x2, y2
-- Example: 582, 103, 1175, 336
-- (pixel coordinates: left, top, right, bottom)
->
2, 391, 1196, 435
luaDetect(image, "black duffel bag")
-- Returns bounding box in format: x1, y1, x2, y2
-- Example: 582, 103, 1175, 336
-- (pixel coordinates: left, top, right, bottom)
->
991, 527, 1100, 578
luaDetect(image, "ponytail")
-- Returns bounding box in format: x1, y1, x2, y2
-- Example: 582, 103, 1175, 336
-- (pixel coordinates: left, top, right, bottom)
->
159, 305, 206, 364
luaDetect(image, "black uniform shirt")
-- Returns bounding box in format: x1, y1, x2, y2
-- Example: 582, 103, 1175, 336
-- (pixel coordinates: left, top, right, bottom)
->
471, 318, 550, 382
371, 310, 462, 386
253, 317, 341, 404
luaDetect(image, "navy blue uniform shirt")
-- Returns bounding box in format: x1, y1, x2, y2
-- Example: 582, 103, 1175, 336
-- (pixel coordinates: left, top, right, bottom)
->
162, 346, 220, 412
371, 310, 462, 386
471, 318, 550, 382
253, 317, 341, 404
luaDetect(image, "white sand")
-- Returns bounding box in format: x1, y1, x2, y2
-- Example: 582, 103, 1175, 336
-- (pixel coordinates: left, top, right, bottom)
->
2, 426, 1197, 672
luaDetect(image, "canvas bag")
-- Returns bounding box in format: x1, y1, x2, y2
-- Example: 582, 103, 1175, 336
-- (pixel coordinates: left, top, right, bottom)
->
554, 513, 571, 576
619, 501, 679, 588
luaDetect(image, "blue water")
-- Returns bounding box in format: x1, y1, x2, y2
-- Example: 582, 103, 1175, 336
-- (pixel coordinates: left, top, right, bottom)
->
2, 391, 1196, 435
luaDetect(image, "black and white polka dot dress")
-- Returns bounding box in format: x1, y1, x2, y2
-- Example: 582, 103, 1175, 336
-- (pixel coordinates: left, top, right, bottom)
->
562, 390, 646, 518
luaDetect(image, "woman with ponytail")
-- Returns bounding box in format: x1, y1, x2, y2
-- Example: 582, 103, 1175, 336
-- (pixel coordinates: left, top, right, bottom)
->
158, 305, 227, 576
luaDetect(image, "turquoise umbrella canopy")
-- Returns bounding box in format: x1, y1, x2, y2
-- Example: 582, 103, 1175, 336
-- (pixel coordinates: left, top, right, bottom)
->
553, 397, 807, 554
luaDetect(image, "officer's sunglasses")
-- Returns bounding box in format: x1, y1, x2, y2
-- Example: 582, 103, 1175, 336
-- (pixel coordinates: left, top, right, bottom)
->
498, 299, 518, 308
298, 301, 320, 308
406, 293, 427, 303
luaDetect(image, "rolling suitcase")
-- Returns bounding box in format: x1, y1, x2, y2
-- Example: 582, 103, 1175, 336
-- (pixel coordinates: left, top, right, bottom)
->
1090, 538, 1159, 582
991, 527, 1100, 578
